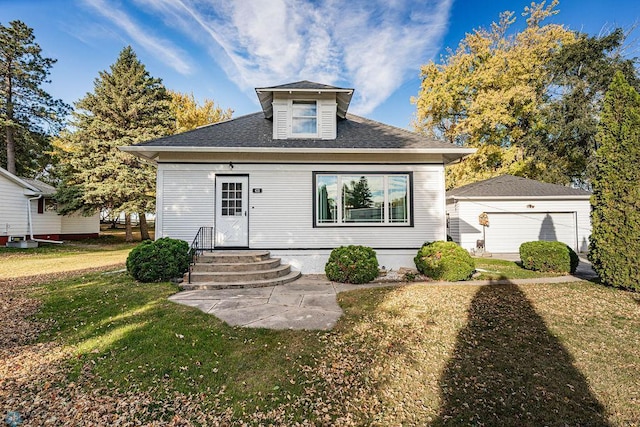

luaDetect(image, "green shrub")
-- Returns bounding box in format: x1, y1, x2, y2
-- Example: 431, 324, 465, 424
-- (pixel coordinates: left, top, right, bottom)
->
325, 245, 379, 284
519, 241, 579, 274
126, 237, 190, 282
414, 241, 474, 281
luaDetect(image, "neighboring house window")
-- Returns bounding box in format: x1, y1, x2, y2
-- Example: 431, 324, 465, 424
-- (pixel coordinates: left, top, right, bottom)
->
45, 199, 57, 212
37, 198, 57, 214
291, 100, 317, 136
314, 173, 412, 226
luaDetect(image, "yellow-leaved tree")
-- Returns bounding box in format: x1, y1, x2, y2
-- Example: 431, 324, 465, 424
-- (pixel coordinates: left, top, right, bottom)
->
169, 91, 233, 134
412, 1, 576, 188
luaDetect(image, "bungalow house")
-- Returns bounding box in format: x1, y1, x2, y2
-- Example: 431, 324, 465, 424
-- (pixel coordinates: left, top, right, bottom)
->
0, 167, 100, 246
446, 175, 592, 254
121, 81, 474, 273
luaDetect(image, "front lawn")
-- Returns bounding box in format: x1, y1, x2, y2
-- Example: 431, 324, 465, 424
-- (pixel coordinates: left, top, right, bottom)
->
473, 257, 565, 280
0, 241, 135, 279
2, 272, 638, 425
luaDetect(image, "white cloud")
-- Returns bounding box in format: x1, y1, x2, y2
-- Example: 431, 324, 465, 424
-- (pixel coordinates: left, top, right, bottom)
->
133, 0, 452, 114
82, 0, 193, 75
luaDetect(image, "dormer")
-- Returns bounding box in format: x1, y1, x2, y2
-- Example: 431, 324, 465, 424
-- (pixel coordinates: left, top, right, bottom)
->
255, 81, 354, 140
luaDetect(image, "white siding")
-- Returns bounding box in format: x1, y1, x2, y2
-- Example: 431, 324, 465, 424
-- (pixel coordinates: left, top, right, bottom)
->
31, 201, 62, 236
157, 168, 215, 242
156, 163, 447, 272
61, 212, 100, 234
448, 198, 591, 253
0, 174, 29, 238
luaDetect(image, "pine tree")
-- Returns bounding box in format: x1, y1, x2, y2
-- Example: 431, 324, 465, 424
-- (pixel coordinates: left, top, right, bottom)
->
55, 47, 172, 241
588, 71, 640, 290
347, 177, 373, 209
0, 20, 69, 176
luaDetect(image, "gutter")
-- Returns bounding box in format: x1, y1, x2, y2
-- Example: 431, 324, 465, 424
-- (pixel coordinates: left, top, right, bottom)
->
26, 195, 64, 244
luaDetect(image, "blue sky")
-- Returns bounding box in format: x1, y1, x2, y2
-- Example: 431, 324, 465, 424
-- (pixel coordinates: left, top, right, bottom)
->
2, 0, 638, 129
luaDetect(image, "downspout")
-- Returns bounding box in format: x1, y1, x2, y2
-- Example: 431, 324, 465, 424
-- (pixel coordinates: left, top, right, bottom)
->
27, 195, 64, 244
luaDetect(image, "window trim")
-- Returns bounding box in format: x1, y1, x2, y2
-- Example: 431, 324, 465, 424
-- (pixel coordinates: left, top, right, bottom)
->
290, 99, 318, 138
312, 171, 414, 228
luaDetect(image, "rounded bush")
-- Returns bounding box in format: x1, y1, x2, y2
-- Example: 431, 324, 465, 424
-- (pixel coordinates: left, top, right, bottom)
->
126, 237, 190, 282
414, 241, 474, 281
519, 241, 579, 274
325, 245, 379, 284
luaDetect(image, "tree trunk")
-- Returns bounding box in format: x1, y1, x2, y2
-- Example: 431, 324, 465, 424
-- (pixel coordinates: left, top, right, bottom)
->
6, 126, 16, 175
5, 73, 16, 175
139, 212, 150, 241
125, 213, 133, 242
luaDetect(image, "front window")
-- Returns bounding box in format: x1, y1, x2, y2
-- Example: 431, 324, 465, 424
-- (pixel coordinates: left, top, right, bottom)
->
292, 100, 317, 136
315, 173, 411, 226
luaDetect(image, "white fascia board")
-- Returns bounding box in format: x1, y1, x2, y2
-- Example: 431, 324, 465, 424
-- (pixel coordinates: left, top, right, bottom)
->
256, 88, 354, 94
0, 166, 40, 193
447, 195, 591, 201
119, 145, 476, 156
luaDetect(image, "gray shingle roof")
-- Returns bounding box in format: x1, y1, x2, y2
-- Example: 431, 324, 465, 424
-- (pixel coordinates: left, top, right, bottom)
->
21, 178, 56, 195
447, 175, 591, 198
135, 112, 462, 150
255, 80, 352, 91
255, 80, 354, 119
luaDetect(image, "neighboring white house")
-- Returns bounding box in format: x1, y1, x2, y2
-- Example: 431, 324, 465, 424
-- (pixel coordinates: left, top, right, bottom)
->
0, 167, 100, 245
121, 81, 474, 273
446, 175, 592, 254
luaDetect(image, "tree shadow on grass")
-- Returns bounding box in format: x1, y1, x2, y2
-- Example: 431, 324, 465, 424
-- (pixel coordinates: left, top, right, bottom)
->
432, 283, 610, 426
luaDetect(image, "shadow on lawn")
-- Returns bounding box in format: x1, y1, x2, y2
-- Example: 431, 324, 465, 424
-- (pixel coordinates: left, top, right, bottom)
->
432, 282, 610, 426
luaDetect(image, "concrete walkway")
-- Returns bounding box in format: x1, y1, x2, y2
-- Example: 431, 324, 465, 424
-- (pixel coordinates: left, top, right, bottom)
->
169, 259, 598, 331
169, 276, 394, 330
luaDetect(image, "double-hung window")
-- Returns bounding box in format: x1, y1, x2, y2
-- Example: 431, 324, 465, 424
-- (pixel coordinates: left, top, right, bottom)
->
315, 173, 412, 226
291, 100, 317, 136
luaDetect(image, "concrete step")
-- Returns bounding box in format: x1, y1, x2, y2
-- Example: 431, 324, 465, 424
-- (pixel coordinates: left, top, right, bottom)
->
196, 250, 271, 264
191, 258, 281, 273
180, 270, 301, 290
188, 264, 292, 283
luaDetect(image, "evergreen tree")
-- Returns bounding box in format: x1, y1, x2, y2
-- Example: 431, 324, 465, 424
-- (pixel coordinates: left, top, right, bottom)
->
55, 47, 172, 241
588, 71, 640, 291
0, 20, 69, 176
346, 177, 373, 209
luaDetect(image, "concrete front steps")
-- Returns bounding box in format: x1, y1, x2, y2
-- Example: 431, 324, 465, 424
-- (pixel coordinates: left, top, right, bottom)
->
182, 250, 301, 290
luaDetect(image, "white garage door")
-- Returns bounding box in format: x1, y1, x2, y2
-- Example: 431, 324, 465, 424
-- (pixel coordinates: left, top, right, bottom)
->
485, 212, 577, 253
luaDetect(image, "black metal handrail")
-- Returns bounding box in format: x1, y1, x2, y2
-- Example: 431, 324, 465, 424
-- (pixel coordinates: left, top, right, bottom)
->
188, 227, 214, 283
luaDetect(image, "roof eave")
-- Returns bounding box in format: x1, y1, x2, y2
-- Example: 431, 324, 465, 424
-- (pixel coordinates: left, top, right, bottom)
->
0, 167, 41, 193
119, 145, 476, 163
447, 195, 591, 201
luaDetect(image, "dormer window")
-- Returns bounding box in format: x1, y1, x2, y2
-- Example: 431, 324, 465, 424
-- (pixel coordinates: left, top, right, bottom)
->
291, 100, 317, 136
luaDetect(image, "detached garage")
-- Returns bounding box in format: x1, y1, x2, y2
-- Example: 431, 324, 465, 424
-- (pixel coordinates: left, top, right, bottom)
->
446, 175, 591, 254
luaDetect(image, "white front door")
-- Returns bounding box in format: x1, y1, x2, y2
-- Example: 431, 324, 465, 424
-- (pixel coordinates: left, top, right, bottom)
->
215, 175, 249, 247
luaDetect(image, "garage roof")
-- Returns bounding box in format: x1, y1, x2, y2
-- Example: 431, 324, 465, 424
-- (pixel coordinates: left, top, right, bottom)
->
447, 175, 591, 199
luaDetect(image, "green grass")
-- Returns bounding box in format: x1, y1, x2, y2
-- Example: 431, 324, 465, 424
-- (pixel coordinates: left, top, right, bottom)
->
35, 272, 321, 416
473, 257, 564, 280
15, 272, 640, 424
0, 242, 135, 279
